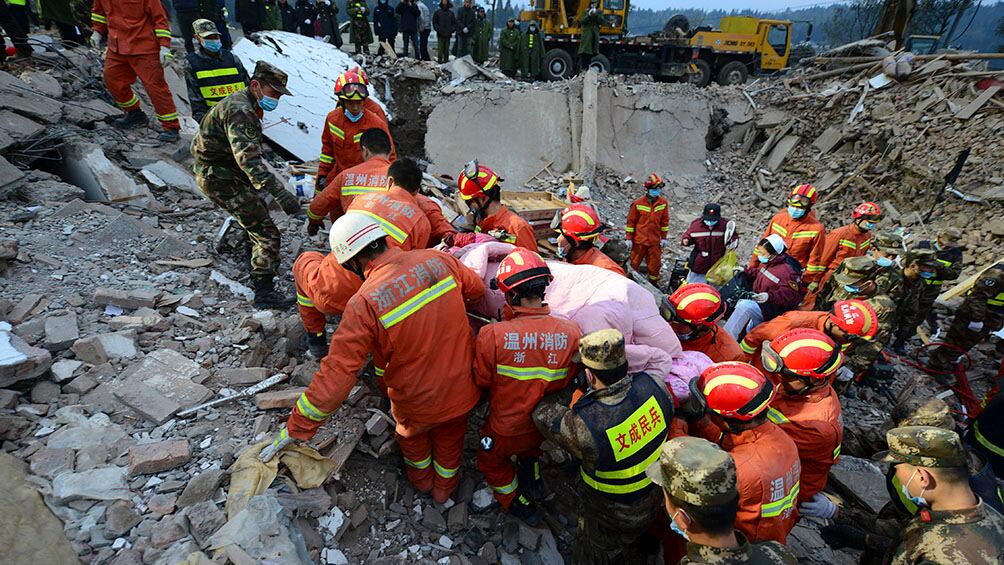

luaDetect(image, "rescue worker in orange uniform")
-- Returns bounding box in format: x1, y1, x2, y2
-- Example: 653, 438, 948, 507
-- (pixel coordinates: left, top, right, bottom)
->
316, 68, 396, 190
760, 329, 844, 508
414, 193, 456, 247
474, 249, 580, 525
294, 158, 432, 358
751, 184, 826, 275
453, 161, 539, 251
626, 174, 670, 284
809, 201, 881, 290
91, 0, 182, 142
556, 204, 625, 275
661, 283, 743, 362
307, 128, 392, 231
264, 212, 487, 504
680, 362, 802, 544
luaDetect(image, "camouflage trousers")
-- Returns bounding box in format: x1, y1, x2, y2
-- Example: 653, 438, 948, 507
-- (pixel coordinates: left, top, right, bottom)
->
196, 172, 281, 278
572, 485, 659, 564
928, 312, 1003, 370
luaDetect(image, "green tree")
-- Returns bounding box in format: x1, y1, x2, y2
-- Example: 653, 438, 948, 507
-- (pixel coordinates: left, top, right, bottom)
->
910, 0, 974, 43
820, 0, 883, 46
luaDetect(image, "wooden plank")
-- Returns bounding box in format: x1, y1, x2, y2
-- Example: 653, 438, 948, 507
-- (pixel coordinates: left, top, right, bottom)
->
938, 260, 1004, 302
954, 85, 1002, 120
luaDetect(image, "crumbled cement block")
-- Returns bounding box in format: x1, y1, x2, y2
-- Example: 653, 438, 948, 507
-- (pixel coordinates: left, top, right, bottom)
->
71, 335, 108, 364
219, 367, 268, 386
60, 142, 150, 204
0, 388, 17, 408
50, 359, 83, 382
129, 440, 191, 475
95, 331, 138, 359
0, 155, 25, 191
141, 160, 198, 194
0, 70, 64, 123
365, 413, 388, 437
93, 288, 160, 310
29, 446, 75, 478
255, 388, 305, 409
7, 293, 42, 324
17, 70, 63, 98
44, 311, 79, 351
0, 109, 45, 144
104, 500, 142, 537
52, 466, 130, 502
114, 381, 181, 424
115, 349, 212, 410
30, 380, 60, 403
64, 374, 98, 394
0, 330, 52, 387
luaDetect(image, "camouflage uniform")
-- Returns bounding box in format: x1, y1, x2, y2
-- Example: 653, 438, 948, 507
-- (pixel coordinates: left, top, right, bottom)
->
892, 249, 939, 345
813, 255, 877, 312
871, 231, 905, 303
346, 0, 372, 53
646, 436, 798, 565
844, 293, 897, 375
875, 426, 1004, 565
190, 61, 292, 280
929, 264, 1004, 371
915, 228, 964, 327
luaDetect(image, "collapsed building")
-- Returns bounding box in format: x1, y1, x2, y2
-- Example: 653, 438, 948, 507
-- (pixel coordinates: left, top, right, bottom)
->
0, 30, 1002, 564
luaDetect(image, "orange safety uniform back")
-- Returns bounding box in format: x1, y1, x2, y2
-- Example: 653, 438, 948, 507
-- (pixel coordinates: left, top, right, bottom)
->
317, 106, 396, 180
626, 195, 669, 246
347, 187, 431, 251
755, 209, 825, 273
308, 156, 390, 222
681, 325, 744, 363
768, 385, 842, 502
810, 223, 872, 285
287, 248, 487, 439
474, 306, 580, 436
478, 205, 539, 252
739, 310, 829, 365
415, 194, 456, 246
91, 0, 171, 55
570, 246, 625, 276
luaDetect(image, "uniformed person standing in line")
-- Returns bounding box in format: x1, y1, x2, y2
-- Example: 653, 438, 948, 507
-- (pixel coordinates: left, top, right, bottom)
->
533, 329, 674, 564
890, 249, 940, 353
184, 19, 250, 123
917, 228, 964, 331
928, 263, 1004, 379
190, 61, 301, 309
646, 436, 798, 564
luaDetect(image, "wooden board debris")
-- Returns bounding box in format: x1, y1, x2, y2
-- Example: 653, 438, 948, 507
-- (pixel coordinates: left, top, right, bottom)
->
954, 85, 1002, 120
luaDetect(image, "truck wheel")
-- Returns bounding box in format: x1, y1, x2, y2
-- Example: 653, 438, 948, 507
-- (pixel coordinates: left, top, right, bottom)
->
716, 61, 748, 85
542, 49, 574, 81
588, 54, 611, 74
689, 59, 712, 88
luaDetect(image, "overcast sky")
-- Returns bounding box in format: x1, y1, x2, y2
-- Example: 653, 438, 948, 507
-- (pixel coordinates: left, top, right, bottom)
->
629, 0, 824, 10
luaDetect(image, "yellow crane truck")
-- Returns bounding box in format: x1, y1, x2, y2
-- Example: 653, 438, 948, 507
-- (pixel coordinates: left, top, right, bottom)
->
519, 1, 812, 86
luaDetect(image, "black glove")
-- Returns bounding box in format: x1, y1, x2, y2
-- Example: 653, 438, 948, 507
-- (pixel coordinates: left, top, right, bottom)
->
680, 378, 707, 422
307, 220, 322, 236
820, 524, 867, 550
271, 188, 301, 215
316, 175, 327, 190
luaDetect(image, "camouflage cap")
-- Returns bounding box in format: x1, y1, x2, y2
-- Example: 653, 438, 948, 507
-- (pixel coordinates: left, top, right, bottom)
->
937, 227, 962, 245
579, 329, 627, 371
892, 396, 954, 430
192, 18, 220, 38
252, 61, 292, 96
903, 248, 938, 268
645, 436, 736, 506
833, 255, 877, 286
871, 230, 903, 253
873, 425, 967, 468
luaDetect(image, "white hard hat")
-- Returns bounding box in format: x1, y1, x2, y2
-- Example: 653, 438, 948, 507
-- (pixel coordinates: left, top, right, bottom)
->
329, 212, 388, 264
764, 233, 786, 254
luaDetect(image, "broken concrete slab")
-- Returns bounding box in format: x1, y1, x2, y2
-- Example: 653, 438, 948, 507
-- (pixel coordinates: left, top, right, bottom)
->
812, 125, 844, 154
90, 348, 212, 412
43, 311, 79, 352
18, 70, 63, 98
29, 446, 75, 478
0, 154, 26, 191
71, 331, 138, 364
50, 359, 83, 382
141, 160, 199, 194
0, 109, 45, 144
6, 293, 42, 324
0, 330, 53, 387
219, 367, 269, 386
828, 454, 888, 514
129, 439, 191, 475
208, 494, 311, 565
0, 70, 64, 123
94, 288, 160, 310
52, 466, 131, 502
92, 212, 188, 258
45, 409, 128, 449
765, 134, 800, 172
23, 178, 86, 203
114, 381, 182, 424
60, 142, 151, 205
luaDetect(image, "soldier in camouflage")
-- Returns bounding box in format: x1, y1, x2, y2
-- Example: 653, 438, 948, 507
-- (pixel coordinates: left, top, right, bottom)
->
813, 255, 877, 312
646, 436, 798, 564
869, 230, 905, 303
874, 425, 1004, 564
190, 60, 301, 309
928, 263, 1004, 377
891, 249, 940, 353
916, 228, 964, 331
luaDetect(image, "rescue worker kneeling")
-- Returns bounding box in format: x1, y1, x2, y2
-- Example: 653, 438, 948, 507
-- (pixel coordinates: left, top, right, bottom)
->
533, 329, 673, 564
262, 212, 486, 504
662, 283, 743, 363
556, 204, 625, 275
474, 249, 581, 525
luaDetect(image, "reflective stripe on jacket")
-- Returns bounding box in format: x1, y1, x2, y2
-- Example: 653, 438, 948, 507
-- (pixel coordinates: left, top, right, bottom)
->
626, 195, 669, 247
317, 100, 393, 179
768, 385, 842, 503
309, 156, 390, 222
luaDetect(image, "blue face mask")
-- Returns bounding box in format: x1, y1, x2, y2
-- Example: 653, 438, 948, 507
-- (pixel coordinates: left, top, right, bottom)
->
844, 284, 860, 294
787, 206, 806, 220
647, 189, 661, 198
258, 95, 279, 112
920, 271, 936, 280
345, 109, 363, 122
703, 219, 718, 227
901, 469, 929, 508
202, 39, 222, 53
669, 510, 690, 540
876, 256, 894, 268
934, 242, 943, 252
757, 254, 770, 264
862, 221, 876, 230
556, 244, 568, 259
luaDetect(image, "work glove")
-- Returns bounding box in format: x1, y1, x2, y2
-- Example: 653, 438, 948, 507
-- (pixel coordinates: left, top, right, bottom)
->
807, 282, 819, 292
798, 492, 837, 519
258, 427, 296, 462
304, 18, 311, 24
90, 30, 102, 47
487, 229, 512, 243
315, 175, 327, 191
968, 320, 984, 332
752, 292, 769, 304
463, 27, 469, 34
727, 239, 739, 250
223, 7, 229, 17
819, 524, 867, 550
589, 7, 597, 14
625, 240, 633, 250
159, 46, 174, 67
307, 219, 323, 236
449, 232, 477, 248
272, 188, 302, 215
836, 366, 855, 382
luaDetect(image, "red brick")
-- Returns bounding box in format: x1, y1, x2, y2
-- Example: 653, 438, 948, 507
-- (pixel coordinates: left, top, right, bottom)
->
129, 440, 191, 475
254, 387, 306, 410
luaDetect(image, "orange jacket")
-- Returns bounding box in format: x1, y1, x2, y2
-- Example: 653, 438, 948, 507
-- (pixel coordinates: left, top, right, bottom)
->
91, 0, 171, 55
739, 310, 828, 362
681, 325, 744, 363
415, 194, 456, 246
474, 305, 580, 437
287, 248, 486, 440
811, 223, 872, 285
294, 252, 362, 316
626, 196, 669, 246
317, 105, 396, 180
308, 156, 390, 223
570, 247, 625, 276
348, 187, 431, 251
751, 209, 825, 274
768, 385, 842, 502
478, 205, 539, 252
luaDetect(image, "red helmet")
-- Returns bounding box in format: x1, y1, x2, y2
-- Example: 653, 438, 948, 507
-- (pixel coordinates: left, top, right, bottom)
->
334, 68, 368, 101
696, 362, 775, 421
829, 299, 879, 341
788, 183, 818, 205
852, 201, 882, 220
643, 173, 665, 189
558, 204, 603, 243
761, 328, 843, 382
497, 248, 552, 293
458, 160, 500, 200
666, 284, 725, 327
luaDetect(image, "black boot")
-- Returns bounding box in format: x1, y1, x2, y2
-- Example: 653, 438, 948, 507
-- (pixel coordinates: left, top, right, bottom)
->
306, 330, 328, 359
252, 276, 295, 309
113, 109, 147, 129
508, 494, 542, 527
158, 129, 180, 143
516, 457, 545, 501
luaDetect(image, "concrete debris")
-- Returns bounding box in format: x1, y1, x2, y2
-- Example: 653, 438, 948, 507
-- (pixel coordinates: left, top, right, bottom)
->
52, 466, 131, 502
94, 287, 160, 310
141, 160, 200, 194
60, 142, 151, 205
207, 494, 311, 565
43, 310, 79, 351
210, 270, 255, 301
129, 439, 192, 475
0, 330, 52, 387
0, 154, 26, 190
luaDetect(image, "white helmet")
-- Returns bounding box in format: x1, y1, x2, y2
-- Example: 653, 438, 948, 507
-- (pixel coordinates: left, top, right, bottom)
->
329, 212, 388, 264
764, 233, 786, 254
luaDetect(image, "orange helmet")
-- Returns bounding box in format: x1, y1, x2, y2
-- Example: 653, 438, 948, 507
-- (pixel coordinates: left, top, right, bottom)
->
458, 160, 500, 200
497, 248, 552, 294
557, 204, 603, 243
852, 201, 882, 220
761, 328, 843, 382
788, 184, 818, 205
829, 299, 879, 341
695, 362, 775, 421
334, 68, 368, 101
666, 284, 725, 327
643, 173, 665, 189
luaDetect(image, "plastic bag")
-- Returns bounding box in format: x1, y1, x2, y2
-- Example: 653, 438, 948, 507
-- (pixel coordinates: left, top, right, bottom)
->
706, 249, 738, 287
